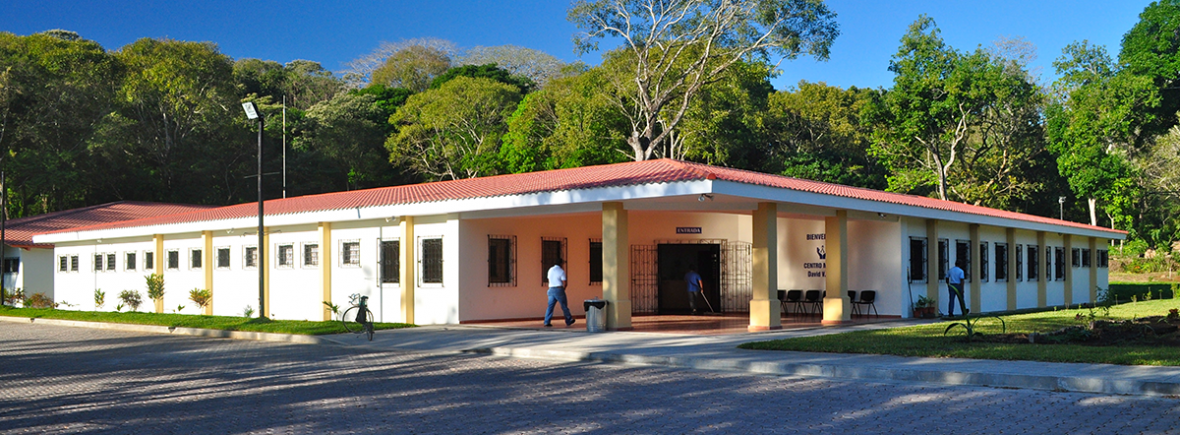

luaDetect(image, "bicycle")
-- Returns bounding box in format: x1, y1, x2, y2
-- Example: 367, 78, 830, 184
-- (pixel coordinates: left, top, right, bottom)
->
341, 294, 374, 341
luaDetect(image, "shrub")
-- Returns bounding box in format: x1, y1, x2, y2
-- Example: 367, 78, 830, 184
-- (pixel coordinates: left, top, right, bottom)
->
189, 288, 211, 310
243, 305, 255, 318
24, 293, 55, 309
95, 289, 106, 309
3, 288, 24, 305
145, 273, 165, 302
118, 290, 143, 312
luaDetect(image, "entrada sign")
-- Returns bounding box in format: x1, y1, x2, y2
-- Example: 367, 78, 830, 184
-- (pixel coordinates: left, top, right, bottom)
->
676, 227, 702, 234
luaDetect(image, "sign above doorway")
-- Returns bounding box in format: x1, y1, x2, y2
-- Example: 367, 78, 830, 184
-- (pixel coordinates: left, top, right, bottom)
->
676, 227, 702, 234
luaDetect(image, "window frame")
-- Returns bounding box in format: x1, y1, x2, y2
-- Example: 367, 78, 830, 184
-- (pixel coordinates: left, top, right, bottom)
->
1072, 248, 1081, 267
1097, 249, 1109, 268
380, 239, 400, 284
1055, 247, 1065, 281
937, 239, 949, 280
302, 243, 320, 268
340, 240, 361, 267
1015, 244, 1023, 281
244, 246, 259, 269
908, 237, 927, 283
1027, 245, 1039, 281
166, 249, 180, 270
2, 258, 19, 274
541, 237, 568, 286
420, 237, 444, 285
276, 244, 295, 269
487, 235, 516, 287
955, 239, 971, 282
979, 242, 989, 282
94, 253, 105, 272
216, 247, 231, 269
143, 252, 154, 271
125, 252, 137, 272
589, 238, 603, 285
58, 255, 69, 273
189, 248, 202, 270
1081, 248, 1091, 268
995, 242, 1008, 282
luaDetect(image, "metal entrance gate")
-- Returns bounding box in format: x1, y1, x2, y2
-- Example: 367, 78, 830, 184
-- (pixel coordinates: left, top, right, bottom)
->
630, 240, 752, 314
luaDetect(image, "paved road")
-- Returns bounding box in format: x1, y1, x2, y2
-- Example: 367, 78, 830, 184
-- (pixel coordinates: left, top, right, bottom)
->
1, 323, 1178, 435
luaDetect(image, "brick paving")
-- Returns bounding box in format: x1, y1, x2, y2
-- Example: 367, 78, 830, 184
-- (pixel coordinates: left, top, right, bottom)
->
1, 322, 1179, 435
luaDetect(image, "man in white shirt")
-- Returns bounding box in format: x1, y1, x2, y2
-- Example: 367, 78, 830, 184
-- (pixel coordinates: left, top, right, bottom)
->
947, 259, 968, 317
544, 257, 575, 327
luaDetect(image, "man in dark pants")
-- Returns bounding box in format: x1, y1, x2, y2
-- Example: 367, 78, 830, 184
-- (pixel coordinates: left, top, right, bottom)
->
947, 259, 968, 317
685, 266, 704, 314
543, 256, 575, 327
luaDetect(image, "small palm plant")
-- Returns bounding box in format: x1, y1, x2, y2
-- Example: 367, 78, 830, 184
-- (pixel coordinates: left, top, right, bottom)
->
94, 289, 106, 309
944, 313, 1006, 342
189, 288, 211, 311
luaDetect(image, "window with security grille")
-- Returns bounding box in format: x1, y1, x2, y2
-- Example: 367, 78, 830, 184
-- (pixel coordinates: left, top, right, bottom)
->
3, 258, 19, 274
909, 237, 927, 282
342, 241, 360, 266
488, 236, 515, 286
1072, 248, 1080, 267
190, 249, 201, 269
589, 239, 603, 284
126, 252, 136, 271
995, 243, 1008, 282
979, 242, 988, 282
59, 256, 68, 272
217, 248, 230, 269
144, 252, 153, 270
421, 238, 443, 284
70, 255, 79, 272
380, 240, 399, 284
277, 245, 294, 268
106, 253, 116, 271
1055, 247, 1065, 280
1027, 245, 1038, 280
1097, 250, 1109, 268
1015, 244, 1023, 281
541, 237, 567, 285
167, 250, 179, 270
938, 239, 949, 280
1082, 248, 1091, 267
244, 247, 258, 268
95, 254, 104, 272
303, 243, 319, 267
955, 240, 970, 282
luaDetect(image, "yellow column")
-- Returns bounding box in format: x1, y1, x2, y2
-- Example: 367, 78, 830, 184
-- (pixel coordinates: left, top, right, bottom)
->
969, 224, 981, 313
926, 220, 939, 307
320, 222, 332, 321
1063, 235, 1073, 306
263, 227, 271, 318
399, 216, 415, 324
202, 231, 213, 315
602, 202, 631, 330
822, 210, 849, 325
1036, 231, 1047, 307
153, 234, 164, 274
1006, 228, 1017, 310
749, 202, 781, 331
1089, 237, 1099, 303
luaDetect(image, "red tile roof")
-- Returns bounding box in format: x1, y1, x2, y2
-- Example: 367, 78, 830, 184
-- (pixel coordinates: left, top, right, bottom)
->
40, 160, 1125, 237
7, 202, 218, 248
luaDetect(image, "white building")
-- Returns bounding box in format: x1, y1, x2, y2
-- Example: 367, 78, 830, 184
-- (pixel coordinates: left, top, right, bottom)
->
2, 201, 215, 304
34, 160, 1123, 330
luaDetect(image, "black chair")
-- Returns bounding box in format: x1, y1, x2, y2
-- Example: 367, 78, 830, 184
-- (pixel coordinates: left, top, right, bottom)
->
848, 290, 859, 316
781, 289, 804, 316
803, 290, 823, 317
854, 290, 879, 318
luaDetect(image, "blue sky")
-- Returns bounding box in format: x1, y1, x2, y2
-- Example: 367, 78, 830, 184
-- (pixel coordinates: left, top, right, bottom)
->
0, 0, 1149, 90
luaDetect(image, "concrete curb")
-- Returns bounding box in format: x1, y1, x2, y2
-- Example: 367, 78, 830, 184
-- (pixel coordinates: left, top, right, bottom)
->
465, 347, 1180, 397
0, 315, 330, 345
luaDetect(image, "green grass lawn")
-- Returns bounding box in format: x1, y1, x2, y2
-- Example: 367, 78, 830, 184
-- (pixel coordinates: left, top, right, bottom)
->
0, 306, 414, 335
740, 298, 1180, 366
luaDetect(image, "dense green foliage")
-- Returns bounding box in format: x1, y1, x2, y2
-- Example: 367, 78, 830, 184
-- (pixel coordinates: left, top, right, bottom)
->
2, 1, 1179, 254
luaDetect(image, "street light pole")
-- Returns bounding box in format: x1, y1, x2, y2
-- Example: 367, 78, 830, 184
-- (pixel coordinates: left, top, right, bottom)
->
1059, 196, 1066, 221
242, 102, 265, 319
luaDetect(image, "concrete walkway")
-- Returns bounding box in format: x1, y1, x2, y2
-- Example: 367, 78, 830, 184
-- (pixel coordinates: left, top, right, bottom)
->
321, 320, 1180, 398
7, 315, 1180, 397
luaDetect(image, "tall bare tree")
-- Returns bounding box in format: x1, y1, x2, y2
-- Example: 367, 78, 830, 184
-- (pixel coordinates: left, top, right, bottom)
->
568, 0, 838, 161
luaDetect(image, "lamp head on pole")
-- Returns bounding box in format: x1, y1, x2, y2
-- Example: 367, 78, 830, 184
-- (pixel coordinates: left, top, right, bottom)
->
242, 101, 261, 120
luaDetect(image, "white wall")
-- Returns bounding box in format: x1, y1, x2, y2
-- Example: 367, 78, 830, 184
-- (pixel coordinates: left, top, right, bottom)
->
412, 216, 461, 325
977, 226, 1008, 313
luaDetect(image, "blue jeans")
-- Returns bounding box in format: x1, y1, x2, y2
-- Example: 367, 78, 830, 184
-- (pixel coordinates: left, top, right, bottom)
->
948, 282, 968, 316
545, 287, 573, 325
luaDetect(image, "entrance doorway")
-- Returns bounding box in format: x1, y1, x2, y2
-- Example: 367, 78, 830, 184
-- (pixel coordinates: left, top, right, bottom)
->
657, 243, 720, 314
